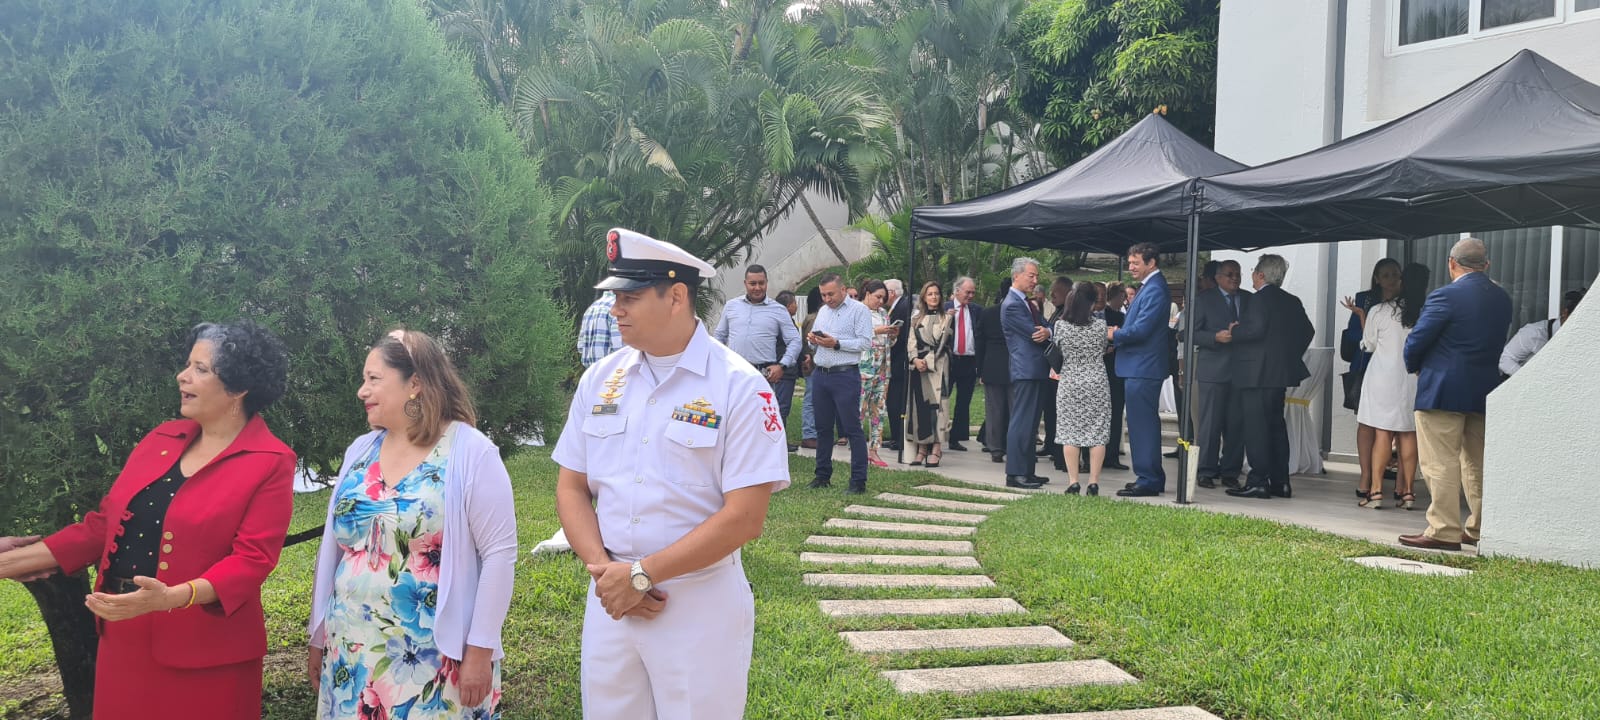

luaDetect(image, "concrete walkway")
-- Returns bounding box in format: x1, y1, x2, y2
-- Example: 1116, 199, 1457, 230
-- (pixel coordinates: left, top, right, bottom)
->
798, 443, 1474, 555
805, 484, 1223, 719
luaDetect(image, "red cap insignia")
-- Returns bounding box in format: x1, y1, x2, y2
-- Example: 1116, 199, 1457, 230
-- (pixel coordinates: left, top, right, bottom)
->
606, 230, 620, 262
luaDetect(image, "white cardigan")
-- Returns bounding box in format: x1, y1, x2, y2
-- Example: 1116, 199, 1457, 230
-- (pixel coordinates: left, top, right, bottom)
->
307, 422, 518, 661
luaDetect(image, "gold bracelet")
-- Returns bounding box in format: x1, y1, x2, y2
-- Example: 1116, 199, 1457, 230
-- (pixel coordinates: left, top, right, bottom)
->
182, 581, 198, 610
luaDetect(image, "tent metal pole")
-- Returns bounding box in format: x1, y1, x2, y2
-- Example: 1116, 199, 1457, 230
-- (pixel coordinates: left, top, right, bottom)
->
1177, 185, 1201, 505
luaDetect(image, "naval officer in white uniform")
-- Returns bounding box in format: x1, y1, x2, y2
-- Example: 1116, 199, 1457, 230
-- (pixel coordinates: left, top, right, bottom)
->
553, 228, 792, 720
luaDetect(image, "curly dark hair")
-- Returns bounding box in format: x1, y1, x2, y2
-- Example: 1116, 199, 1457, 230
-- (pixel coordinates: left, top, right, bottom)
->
188, 320, 289, 416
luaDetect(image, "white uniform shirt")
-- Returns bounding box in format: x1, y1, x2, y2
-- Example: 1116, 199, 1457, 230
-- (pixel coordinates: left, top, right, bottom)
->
553, 321, 791, 561
1499, 318, 1560, 376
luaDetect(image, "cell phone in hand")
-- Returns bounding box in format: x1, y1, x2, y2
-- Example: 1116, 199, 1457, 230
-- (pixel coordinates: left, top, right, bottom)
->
891, 319, 904, 328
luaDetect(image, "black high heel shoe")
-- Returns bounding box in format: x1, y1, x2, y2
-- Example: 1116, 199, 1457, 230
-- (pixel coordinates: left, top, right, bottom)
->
1065, 482, 1081, 495
1086, 483, 1099, 496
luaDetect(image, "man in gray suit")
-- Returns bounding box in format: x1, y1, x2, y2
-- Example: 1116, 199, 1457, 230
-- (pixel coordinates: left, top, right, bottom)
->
1190, 260, 1249, 489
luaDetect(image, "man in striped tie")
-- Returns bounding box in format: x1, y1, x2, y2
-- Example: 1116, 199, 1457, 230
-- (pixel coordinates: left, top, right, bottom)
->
943, 276, 982, 451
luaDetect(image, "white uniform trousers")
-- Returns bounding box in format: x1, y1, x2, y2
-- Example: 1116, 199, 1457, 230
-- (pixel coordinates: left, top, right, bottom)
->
581, 558, 755, 720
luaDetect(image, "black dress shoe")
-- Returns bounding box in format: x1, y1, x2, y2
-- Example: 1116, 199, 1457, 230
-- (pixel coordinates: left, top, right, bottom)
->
1028, 474, 1051, 485
1225, 486, 1273, 499
1196, 476, 1218, 489
808, 479, 832, 489
1104, 460, 1130, 470
948, 442, 967, 451
1270, 485, 1293, 499
845, 485, 866, 495
1115, 486, 1161, 497
1163, 449, 1180, 458
1053, 460, 1068, 472
990, 452, 1005, 463
1005, 475, 1043, 489
787, 443, 800, 452
1124, 481, 1139, 490
1221, 476, 1243, 490
883, 442, 902, 452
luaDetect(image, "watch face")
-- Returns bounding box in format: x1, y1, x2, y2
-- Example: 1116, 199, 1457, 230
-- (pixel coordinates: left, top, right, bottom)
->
631, 574, 650, 591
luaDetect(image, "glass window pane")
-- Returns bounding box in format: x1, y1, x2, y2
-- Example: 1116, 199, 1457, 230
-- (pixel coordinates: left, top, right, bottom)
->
1399, 0, 1469, 44
1562, 226, 1600, 293
1579, 0, 1600, 13
1481, 0, 1556, 28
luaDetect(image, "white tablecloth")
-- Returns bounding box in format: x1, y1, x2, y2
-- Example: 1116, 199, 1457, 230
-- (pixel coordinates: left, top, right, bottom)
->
1286, 347, 1333, 476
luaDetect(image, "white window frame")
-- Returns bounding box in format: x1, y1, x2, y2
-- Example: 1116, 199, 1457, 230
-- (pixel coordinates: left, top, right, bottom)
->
1388, 0, 1598, 55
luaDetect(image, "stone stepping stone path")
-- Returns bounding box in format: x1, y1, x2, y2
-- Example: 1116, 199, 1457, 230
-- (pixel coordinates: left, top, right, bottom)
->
818, 597, 1028, 618
876, 492, 1005, 513
913, 484, 1028, 502
807, 484, 1221, 718
805, 535, 974, 554
804, 573, 996, 589
801, 552, 982, 569
823, 518, 977, 537
960, 708, 1223, 720
840, 626, 1074, 653
844, 505, 988, 524
884, 660, 1137, 694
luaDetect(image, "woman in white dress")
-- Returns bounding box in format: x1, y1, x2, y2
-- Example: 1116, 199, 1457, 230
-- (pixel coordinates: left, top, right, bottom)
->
1342, 263, 1429, 509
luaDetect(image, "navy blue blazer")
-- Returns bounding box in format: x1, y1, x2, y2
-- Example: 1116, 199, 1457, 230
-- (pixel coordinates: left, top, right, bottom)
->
1001, 288, 1050, 381
1403, 271, 1513, 413
1111, 270, 1172, 380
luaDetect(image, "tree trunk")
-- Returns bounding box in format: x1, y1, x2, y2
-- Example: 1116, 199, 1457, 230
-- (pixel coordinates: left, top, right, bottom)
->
799, 192, 850, 266
25, 572, 98, 718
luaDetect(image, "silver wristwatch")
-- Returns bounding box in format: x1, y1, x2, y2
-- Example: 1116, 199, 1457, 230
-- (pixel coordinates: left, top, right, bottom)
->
629, 560, 653, 592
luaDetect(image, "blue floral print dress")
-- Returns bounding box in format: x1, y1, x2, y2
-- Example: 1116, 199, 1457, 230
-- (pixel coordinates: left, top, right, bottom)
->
318, 428, 502, 719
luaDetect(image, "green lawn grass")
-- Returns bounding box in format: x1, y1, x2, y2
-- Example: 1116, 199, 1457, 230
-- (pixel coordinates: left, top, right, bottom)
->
4, 451, 1597, 719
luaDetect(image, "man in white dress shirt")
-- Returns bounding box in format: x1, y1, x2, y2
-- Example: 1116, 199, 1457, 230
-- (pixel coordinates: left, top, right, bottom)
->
554, 228, 791, 720
1500, 288, 1584, 377
806, 272, 876, 493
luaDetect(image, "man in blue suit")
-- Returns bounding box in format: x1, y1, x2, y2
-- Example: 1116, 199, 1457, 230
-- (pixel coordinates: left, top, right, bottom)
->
1399, 238, 1512, 551
1111, 243, 1171, 497
1000, 257, 1051, 489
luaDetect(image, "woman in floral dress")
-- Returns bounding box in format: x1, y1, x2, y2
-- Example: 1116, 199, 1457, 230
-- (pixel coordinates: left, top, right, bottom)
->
857, 279, 894, 467
309, 329, 518, 720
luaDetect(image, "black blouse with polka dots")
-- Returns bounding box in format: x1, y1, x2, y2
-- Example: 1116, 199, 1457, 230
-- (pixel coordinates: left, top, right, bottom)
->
106, 461, 188, 579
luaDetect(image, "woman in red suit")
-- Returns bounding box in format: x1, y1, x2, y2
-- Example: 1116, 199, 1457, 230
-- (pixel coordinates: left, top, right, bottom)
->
0, 320, 294, 718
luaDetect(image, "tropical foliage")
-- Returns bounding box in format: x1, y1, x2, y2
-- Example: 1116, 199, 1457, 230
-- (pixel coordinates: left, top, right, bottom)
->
0, 0, 565, 710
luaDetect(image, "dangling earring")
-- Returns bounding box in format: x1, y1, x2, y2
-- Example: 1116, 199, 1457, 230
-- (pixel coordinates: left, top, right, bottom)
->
404, 393, 423, 420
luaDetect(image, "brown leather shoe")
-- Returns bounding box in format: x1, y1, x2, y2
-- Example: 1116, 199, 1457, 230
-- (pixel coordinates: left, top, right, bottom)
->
1461, 534, 1479, 546
1398, 533, 1462, 551
800, 438, 818, 449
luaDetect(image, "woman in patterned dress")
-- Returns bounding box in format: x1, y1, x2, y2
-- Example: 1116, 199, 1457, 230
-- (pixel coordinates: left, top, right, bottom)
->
1053, 282, 1111, 495
858, 279, 895, 467
308, 329, 518, 719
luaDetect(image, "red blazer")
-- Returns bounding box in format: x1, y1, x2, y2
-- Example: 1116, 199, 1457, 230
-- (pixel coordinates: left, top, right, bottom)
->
44, 415, 296, 669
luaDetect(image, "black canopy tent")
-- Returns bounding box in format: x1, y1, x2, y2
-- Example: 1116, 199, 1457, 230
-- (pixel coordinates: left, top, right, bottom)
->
1199, 49, 1600, 246
906, 49, 1600, 502
909, 113, 1245, 501
910, 113, 1247, 255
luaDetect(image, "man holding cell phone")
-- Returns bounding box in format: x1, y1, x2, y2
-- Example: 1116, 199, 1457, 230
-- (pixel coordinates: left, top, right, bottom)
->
806, 273, 875, 494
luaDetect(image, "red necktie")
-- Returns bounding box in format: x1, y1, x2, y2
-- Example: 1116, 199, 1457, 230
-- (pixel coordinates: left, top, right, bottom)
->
956, 305, 967, 355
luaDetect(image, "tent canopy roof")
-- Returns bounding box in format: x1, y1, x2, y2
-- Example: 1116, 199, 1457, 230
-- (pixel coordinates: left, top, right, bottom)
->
1199, 49, 1600, 247
909, 113, 1245, 254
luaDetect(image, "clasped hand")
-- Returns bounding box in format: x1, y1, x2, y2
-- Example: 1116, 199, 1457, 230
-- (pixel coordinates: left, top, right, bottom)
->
587, 561, 669, 621
1031, 325, 1050, 342
1215, 321, 1239, 343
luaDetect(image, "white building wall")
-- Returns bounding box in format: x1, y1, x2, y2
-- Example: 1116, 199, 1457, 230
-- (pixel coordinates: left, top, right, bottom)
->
1482, 296, 1600, 567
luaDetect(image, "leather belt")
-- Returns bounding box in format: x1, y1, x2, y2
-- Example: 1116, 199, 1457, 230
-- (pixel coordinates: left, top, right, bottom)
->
815, 365, 856, 374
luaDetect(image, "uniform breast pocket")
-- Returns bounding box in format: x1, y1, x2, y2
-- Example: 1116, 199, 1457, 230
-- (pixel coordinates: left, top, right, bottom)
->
581, 416, 629, 475
662, 421, 719, 486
